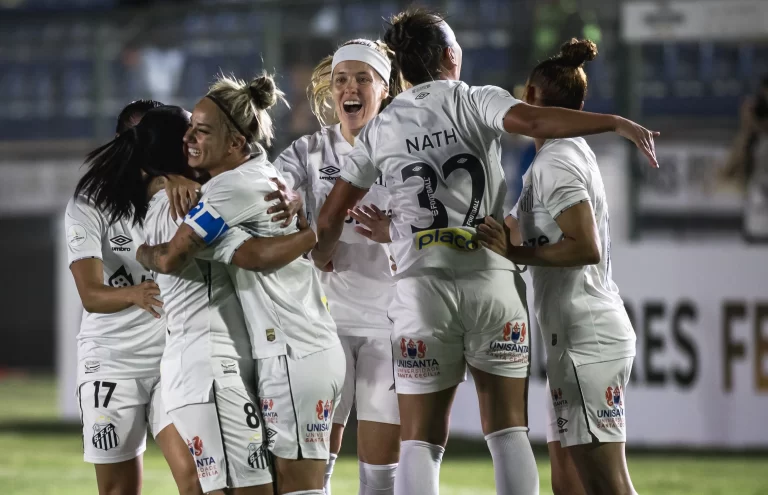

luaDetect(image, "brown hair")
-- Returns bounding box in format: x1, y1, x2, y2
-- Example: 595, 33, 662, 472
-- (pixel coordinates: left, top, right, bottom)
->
206, 72, 287, 152
309, 39, 406, 126
384, 8, 452, 86
526, 39, 598, 110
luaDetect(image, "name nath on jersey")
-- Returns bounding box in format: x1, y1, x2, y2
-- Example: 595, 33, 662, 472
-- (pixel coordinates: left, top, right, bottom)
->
406, 128, 458, 154
415, 227, 478, 252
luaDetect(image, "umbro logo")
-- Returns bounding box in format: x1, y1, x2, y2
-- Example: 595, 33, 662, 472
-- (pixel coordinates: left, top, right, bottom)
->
415, 92, 430, 100
557, 417, 568, 428
319, 165, 340, 181
319, 165, 340, 176
110, 235, 132, 246
110, 235, 132, 252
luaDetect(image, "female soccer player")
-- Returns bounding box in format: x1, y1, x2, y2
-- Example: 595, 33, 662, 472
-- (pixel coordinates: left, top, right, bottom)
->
83, 103, 317, 494
273, 39, 405, 495
67, 103, 198, 495
137, 73, 345, 495
485, 39, 637, 495
313, 8, 658, 495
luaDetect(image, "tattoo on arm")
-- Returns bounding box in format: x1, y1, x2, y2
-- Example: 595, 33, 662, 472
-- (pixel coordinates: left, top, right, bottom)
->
139, 225, 207, 274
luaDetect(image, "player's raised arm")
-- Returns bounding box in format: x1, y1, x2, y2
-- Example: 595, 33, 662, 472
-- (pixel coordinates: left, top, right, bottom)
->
502, 104, 659, 168
314, 179, 368, 269
136, 223, 206, 274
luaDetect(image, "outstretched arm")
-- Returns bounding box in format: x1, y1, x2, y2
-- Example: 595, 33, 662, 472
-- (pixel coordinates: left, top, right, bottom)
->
503, 103, 659, 168
136, 223, 206, 274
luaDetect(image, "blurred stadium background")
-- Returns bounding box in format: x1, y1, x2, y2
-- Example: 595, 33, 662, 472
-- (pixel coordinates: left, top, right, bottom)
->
1, 0, 767, 493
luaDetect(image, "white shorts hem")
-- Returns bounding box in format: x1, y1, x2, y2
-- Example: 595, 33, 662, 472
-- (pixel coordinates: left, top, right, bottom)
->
84, 446, 145, 465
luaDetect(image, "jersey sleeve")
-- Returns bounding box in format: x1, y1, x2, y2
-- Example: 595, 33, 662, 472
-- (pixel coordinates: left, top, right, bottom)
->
273, 135, 311, 191
533, 150, 590, 219
508, 202, 519, 220
183, 173, 270, 245
340, 122, 381, 189
197, 227, 252, 264
65, 197, 105, 265
467, 85, 522, 134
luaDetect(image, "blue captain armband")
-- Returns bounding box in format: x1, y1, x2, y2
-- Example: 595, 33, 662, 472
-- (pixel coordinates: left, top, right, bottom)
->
184, 201, 230, 245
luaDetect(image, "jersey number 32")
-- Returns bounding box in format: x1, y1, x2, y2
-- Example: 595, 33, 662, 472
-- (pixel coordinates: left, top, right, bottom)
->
401, 153, 486, 233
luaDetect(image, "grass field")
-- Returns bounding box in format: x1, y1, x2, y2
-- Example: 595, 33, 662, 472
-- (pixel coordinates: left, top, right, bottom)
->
1, 376, 767, 495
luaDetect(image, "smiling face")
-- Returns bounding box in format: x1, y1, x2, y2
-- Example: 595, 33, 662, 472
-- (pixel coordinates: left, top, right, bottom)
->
183, 97, 244, 176
332, 60, 389, 136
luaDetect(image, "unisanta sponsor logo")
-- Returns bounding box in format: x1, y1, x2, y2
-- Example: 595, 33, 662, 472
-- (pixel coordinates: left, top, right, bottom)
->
396, 338, 440, 379
596, 385, 626, 430
551, 387, 567, 408
305, 400, 333, 443
261, 399, 278, 424
187, 436, 219, 478
487, 322, 529, 364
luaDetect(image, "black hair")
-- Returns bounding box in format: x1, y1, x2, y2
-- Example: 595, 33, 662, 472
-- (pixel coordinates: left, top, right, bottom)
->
384, 8, 452, 86
527, 39, 598, 111
75, 105, 194, 225
115, 99, 164, 134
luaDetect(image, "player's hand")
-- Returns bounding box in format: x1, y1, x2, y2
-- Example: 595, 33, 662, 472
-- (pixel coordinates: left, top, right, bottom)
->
349, 204, 392, 243
127, 280, 164, 319
296, 207, 310, 231
615, 117, 660, 169
476, 216, 508, 257
265, 178, 303, 227
164, 175, 201, 221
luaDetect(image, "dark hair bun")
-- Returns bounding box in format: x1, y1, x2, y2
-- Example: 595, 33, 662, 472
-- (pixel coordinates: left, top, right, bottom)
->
248, 75, 278, 110
558, 38, 598, 68
384, 16, 415, 53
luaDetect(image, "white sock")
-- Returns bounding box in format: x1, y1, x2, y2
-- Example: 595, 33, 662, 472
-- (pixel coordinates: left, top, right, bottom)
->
394, 440, 444, 495
323, 453, 338, 495
359, 461, 398, 495
485, 426, 539, 495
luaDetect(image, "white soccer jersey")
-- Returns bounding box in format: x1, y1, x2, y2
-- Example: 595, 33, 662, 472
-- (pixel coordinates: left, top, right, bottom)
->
65, 196, 165, 384
274, 124, 394, 335
341, 80, 522, 277
143, 192, 253, 412
510, 137, 636, 364
184, 154, 339, 359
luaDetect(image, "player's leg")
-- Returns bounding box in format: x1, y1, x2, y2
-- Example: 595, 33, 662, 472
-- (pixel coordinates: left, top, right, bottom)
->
561, 356, 636, 495
79, 379, 151, 495
325, 335, 359, 495
544, 379, 586, 495
169, 403, 230, 495
462, 270, 538, 495
146, 377, 202, 495
389, 271, 466, 495
258, 344, 346, 495
355, 336, 401, 495
210, 376, 274, 495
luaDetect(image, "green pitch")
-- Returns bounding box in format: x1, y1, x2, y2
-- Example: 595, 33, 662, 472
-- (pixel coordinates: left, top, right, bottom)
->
1, 377, 767, 494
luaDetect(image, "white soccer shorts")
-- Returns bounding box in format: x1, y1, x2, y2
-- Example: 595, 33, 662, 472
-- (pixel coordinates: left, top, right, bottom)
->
334, 335, 400, 426
169, 375, 272, 493
389, 268, 530, 394
78, 376, 171, 464
257, 343, 345, 460
547, 353, 634, 447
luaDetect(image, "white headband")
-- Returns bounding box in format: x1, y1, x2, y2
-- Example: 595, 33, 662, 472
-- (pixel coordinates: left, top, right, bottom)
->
331, 43, 391, 83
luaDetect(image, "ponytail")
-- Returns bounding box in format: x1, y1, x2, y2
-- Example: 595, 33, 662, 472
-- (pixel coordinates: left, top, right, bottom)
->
74, 128, 147, 225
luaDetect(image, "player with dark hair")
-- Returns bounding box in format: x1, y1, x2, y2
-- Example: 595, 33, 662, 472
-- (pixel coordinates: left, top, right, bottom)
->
313, 8, 658, 495
67, 104, 199, 495
115, 99, 163, 135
